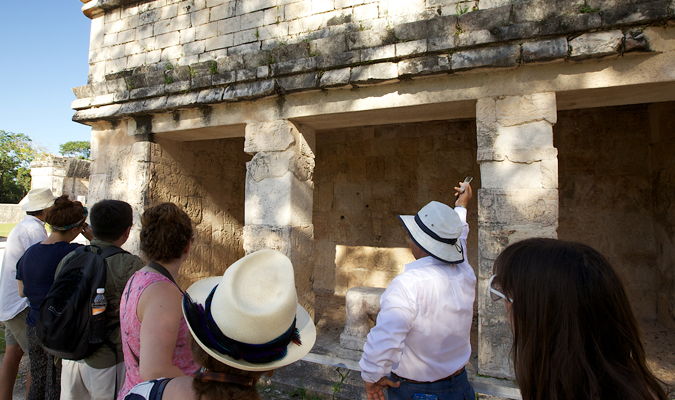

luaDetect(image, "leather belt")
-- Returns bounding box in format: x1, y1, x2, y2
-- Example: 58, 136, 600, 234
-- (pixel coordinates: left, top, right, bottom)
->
391, 367, 465, 384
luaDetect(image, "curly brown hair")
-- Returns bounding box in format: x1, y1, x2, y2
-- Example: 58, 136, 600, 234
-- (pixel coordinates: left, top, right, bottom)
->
139, 202, 193, 263
189, 335, 263, 400
45, 195, 86, 230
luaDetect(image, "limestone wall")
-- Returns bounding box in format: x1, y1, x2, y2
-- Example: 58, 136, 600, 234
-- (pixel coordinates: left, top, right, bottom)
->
31, 156, 91, 203
148, 136, 250, 288
649, 101, 675, 329
88, 122, 151, 258
556, 105, 658, 319
313, 120, 480, 295
0, 205, 24, 224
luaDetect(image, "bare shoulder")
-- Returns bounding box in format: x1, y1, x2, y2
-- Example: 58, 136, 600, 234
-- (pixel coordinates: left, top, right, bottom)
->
164, 377, 196, 400
137, 277, 182, 322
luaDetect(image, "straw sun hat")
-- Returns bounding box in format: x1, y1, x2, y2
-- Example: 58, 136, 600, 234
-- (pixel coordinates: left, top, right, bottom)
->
183, 249, 316, 371
20, 188, 55, 212
398, 201, 465, 264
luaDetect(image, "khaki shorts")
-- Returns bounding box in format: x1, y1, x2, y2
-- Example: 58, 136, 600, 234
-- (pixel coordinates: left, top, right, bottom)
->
61, 360, 126, 400
2, 307, 29, 351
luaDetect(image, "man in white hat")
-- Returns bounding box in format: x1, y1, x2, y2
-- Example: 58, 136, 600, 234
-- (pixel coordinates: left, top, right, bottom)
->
0, 188, 55, 400
360, 183, 476, 400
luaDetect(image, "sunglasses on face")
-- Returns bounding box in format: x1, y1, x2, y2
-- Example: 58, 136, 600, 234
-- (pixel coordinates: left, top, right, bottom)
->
488, 274, 512, 303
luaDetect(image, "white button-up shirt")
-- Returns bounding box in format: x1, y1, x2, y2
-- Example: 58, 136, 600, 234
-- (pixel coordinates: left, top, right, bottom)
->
360, 207, 476, 383
0, 215, 47, 321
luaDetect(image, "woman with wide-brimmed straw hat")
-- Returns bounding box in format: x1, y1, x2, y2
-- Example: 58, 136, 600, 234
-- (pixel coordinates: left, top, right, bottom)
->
122, 249, 316, 400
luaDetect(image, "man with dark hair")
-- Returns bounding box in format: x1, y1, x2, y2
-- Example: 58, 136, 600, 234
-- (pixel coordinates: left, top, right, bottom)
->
0, 188, 55, 400
56, 200, 144, 400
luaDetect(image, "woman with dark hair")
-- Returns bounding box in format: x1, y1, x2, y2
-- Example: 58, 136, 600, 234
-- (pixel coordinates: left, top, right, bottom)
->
122, 249, 316, 400
117, 203, 198, 399
16, 195, 93, 400
490, 238, 669, 400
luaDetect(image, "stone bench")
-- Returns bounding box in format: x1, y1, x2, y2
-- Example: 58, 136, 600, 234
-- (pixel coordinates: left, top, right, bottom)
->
340, 286, 386, 351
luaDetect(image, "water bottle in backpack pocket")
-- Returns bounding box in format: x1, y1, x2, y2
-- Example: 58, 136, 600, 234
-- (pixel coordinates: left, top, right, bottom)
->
90, 288, 107, 344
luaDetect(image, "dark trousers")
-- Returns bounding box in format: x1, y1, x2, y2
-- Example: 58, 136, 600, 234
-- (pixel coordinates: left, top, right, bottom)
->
387, 368, 475, 400
26, 324, 61, 400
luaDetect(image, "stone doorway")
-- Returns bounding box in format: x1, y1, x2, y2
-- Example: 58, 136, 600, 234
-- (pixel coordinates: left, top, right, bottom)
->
555, 102, 675, 387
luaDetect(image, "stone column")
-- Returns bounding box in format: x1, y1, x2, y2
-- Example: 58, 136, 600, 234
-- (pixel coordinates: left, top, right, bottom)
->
242, 120, 316, 320
476, 93, 559, 378
88, 120, 155, 256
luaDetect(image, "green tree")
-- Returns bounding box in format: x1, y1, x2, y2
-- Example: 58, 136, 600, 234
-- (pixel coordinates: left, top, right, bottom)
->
59, 140, 90, 159
0, 131, 38, 203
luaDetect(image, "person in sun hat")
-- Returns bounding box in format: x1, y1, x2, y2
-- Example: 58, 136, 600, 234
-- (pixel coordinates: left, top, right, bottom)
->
122, 249, 316, 400
0, 188, 55, 400
360, 182, 476, 400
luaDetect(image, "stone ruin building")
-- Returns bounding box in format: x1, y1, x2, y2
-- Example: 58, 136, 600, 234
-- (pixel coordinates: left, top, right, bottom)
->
73, 0, 675, 385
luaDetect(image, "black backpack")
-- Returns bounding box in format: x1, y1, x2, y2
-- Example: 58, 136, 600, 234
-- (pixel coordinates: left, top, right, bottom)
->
36, 245, 126, 360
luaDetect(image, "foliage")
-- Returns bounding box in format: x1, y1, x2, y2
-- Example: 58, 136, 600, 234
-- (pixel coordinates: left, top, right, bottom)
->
59, 140, 90, 159
331, 368, 350, 399
0, 131, 39, 203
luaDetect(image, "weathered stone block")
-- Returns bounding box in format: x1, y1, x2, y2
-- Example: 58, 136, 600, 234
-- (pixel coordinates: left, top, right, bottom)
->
73, 85, 95, 99
478, 188, 559, 227
362, 44, 396, 62
245, 171, 314, 226
395, 40, 427, 57
398, 55, 451, 76
165, 91, 199, 108
165, 80, 191, 93
245, 120, 298, 153
456, 30, 498, 47
523, 38, 568, 63
216, 54, 245, 71
311, 35, 348, 56
451, 45, 519, 71
144, 96, 168, 111
347, 29, 396, 51
340, 286, 386, 350
319, 68, 351, 88
119, 100, 148, 115
197, 87, 224, 103
91, 94, 115, 107
602, 0, 671, 27
477, 225, 558, 263
428, 35, 458, 51
271, 42, 310, 63
394, 15, 456, 41
221, 79, 275, 101
494, 21, 540, 41
478, 307, 514, 378
351, 62, 399, 85
538, 13, 602, 36
495, 120, 554, 149
624, 31, 649, 53
480, 161, 553, 189
271, 58, 317, 77
569, 30, 623, 59
458, 5, 511, 32
495, 93, 557, 127
130, 84, 166, 99
235, 68, 257, 82
212, 71, 235, 85
72, 98, 92, 110
277, 73, 318, 93
316, 50, 361, 69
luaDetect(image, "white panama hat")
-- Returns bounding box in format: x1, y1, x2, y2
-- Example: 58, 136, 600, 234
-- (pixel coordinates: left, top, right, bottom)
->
398, 201, 465, 264
183, 249, 316, 371
20, 188, 56, 212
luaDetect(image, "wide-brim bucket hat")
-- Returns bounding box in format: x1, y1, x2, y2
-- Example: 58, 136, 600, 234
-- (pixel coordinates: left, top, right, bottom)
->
183, 249, 316, 371
20, 188, 56, 212
399, 201, 465, 264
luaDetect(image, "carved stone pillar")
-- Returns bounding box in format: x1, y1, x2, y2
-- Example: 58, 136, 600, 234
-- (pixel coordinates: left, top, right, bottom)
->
476, 93, 559, 378
242, 120, 316, 320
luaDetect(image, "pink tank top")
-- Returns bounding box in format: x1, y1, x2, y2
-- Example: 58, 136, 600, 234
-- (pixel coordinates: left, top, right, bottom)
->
117, 270, 197, 400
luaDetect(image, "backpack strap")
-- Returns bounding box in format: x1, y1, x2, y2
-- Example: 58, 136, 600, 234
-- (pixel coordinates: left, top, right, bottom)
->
148, 261, 182, 293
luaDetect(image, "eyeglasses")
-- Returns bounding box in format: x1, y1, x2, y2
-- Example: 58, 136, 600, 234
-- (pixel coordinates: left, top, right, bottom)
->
488, 274, 512, 302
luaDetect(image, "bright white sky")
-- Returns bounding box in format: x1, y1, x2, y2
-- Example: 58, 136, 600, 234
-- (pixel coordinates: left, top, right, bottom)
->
1, 1, 93, 154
